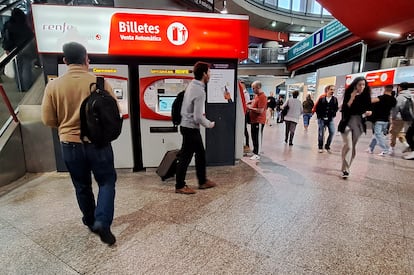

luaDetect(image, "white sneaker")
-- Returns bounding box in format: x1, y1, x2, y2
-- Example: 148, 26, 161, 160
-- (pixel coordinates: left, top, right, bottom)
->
249, 154, 260, 160
388, 147, 394, 156
318, 149, 323, 153
365, 148, 373, 154
378, 151, 387, 156
403, 151, 414, 160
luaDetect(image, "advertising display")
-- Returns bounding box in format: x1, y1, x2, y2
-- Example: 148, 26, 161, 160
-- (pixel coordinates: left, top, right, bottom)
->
31, 5, 248, 59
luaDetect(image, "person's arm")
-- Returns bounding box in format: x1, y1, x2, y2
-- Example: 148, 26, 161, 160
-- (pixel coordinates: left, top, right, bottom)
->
41, 83, 58, 128
193, 93, 214, 128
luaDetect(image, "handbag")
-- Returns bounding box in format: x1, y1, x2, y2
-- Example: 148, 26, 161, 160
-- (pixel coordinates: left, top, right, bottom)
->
281, 104, 289, 117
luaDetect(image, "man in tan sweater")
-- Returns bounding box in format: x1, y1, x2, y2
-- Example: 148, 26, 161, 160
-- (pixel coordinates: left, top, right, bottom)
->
41, 42, 117, 245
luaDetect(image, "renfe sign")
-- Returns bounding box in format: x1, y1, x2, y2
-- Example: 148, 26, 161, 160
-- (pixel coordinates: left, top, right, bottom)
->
32, 5, 249, 59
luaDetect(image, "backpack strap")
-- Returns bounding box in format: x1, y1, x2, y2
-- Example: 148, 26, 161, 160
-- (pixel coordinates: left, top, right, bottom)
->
79, 96, 89, 142
96, 76, 105, 92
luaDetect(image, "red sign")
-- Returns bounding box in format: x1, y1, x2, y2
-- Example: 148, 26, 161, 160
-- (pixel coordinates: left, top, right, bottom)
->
346, 69, 396, 87
108, 13, 248, 59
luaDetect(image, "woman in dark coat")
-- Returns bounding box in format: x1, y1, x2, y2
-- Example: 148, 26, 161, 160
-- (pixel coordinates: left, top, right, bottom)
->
338, 77, 372, 179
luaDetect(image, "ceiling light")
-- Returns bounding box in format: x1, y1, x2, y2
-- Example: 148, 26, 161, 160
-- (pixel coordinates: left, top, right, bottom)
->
220, 0, 228, 14
300, 26, 305, 32
377, 31, 400, 38
271, 21, 277, 27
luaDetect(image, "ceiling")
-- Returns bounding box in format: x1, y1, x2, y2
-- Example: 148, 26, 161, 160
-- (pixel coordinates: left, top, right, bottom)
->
317, 0, 414, 44
218, 0, 332, 40
220, 0, 414, 48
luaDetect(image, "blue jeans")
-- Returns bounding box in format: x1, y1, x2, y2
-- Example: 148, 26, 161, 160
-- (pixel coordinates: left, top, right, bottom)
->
61, 142, 116, 228
318, 118, 335, 149
303, 113, 312, 127
369, 121, 389, 152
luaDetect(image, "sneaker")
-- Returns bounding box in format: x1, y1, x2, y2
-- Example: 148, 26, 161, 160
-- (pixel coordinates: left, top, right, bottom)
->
378, 151, 387, 156
93, 226, 116, 246
365, 148, 373, 154
388, 147, 394, 156
175, 185, 196, 194
250, 154, 260, 160
289, 142, 293, 146
403, 151, 414, 160
199, 179, 217, 189
402, 146, 412, 153
342, 171, 349, 179
318, 149, 323, 153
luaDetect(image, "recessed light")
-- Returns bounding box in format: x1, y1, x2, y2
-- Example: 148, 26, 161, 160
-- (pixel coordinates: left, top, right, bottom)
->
271, 21, 277, 27
377, 30, 400, 38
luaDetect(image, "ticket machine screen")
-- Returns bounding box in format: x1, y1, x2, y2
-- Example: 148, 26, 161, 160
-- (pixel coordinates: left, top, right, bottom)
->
157, 95, 176, 114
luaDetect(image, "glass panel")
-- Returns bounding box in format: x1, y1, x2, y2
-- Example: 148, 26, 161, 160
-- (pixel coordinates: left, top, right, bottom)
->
322, 8, 331, 16
308, 0, 322, 15
292, 0, 306, 12
278, 0, 290, 10
264, 0, 277, 6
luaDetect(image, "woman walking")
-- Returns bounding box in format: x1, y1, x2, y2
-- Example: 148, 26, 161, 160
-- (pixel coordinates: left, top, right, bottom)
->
282, 90, 303, 146
338, 77, 372, 179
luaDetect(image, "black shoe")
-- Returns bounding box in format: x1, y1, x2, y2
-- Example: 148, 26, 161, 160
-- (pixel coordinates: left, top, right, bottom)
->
289, 142, 293, 146
82, 217, 98, 233
94, 226, 116, 245
342, 171, 349, 179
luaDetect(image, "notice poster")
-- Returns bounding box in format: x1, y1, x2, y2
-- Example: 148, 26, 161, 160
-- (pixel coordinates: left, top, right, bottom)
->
207, 69, 235, 103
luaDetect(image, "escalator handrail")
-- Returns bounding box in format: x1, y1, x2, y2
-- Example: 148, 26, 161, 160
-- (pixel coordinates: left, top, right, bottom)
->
0, 36, 36, 125
0, 0, 24, 15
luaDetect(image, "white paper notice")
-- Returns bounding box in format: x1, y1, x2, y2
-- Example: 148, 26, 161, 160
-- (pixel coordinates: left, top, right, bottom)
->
207, 69, 235, 103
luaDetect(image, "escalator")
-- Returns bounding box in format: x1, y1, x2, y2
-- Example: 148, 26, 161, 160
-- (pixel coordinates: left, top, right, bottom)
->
0, 1, 47, 187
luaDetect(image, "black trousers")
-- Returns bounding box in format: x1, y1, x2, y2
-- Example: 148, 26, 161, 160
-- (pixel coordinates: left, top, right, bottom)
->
251, 123, 264, 155
176, 126, 206, 189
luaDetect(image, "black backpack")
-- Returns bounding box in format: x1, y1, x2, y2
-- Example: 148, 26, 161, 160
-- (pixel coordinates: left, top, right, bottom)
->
80, 77, 123, 147
399, 96, 414, 121
171, 90, 185, 126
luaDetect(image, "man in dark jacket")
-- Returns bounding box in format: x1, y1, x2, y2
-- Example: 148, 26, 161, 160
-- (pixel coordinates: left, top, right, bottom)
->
1, 8, 35, 91
367, 85, 396, 155
313, 85, 339, 153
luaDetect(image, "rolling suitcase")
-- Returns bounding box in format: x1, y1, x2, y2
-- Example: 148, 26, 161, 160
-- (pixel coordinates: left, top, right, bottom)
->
156, 149, 180, 181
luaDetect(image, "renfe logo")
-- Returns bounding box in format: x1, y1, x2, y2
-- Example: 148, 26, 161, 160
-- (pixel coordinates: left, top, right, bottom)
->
167, 22, 188, 46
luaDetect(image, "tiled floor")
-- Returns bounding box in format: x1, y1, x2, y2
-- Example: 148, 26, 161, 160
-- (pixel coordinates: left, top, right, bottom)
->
1, 118, 414, 274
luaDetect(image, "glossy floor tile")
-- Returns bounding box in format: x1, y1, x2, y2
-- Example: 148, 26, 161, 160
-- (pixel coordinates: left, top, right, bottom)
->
1, 118, 414, 274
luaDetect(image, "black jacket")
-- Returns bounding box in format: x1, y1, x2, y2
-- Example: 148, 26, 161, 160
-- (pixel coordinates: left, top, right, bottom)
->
315, 96, 339, 120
